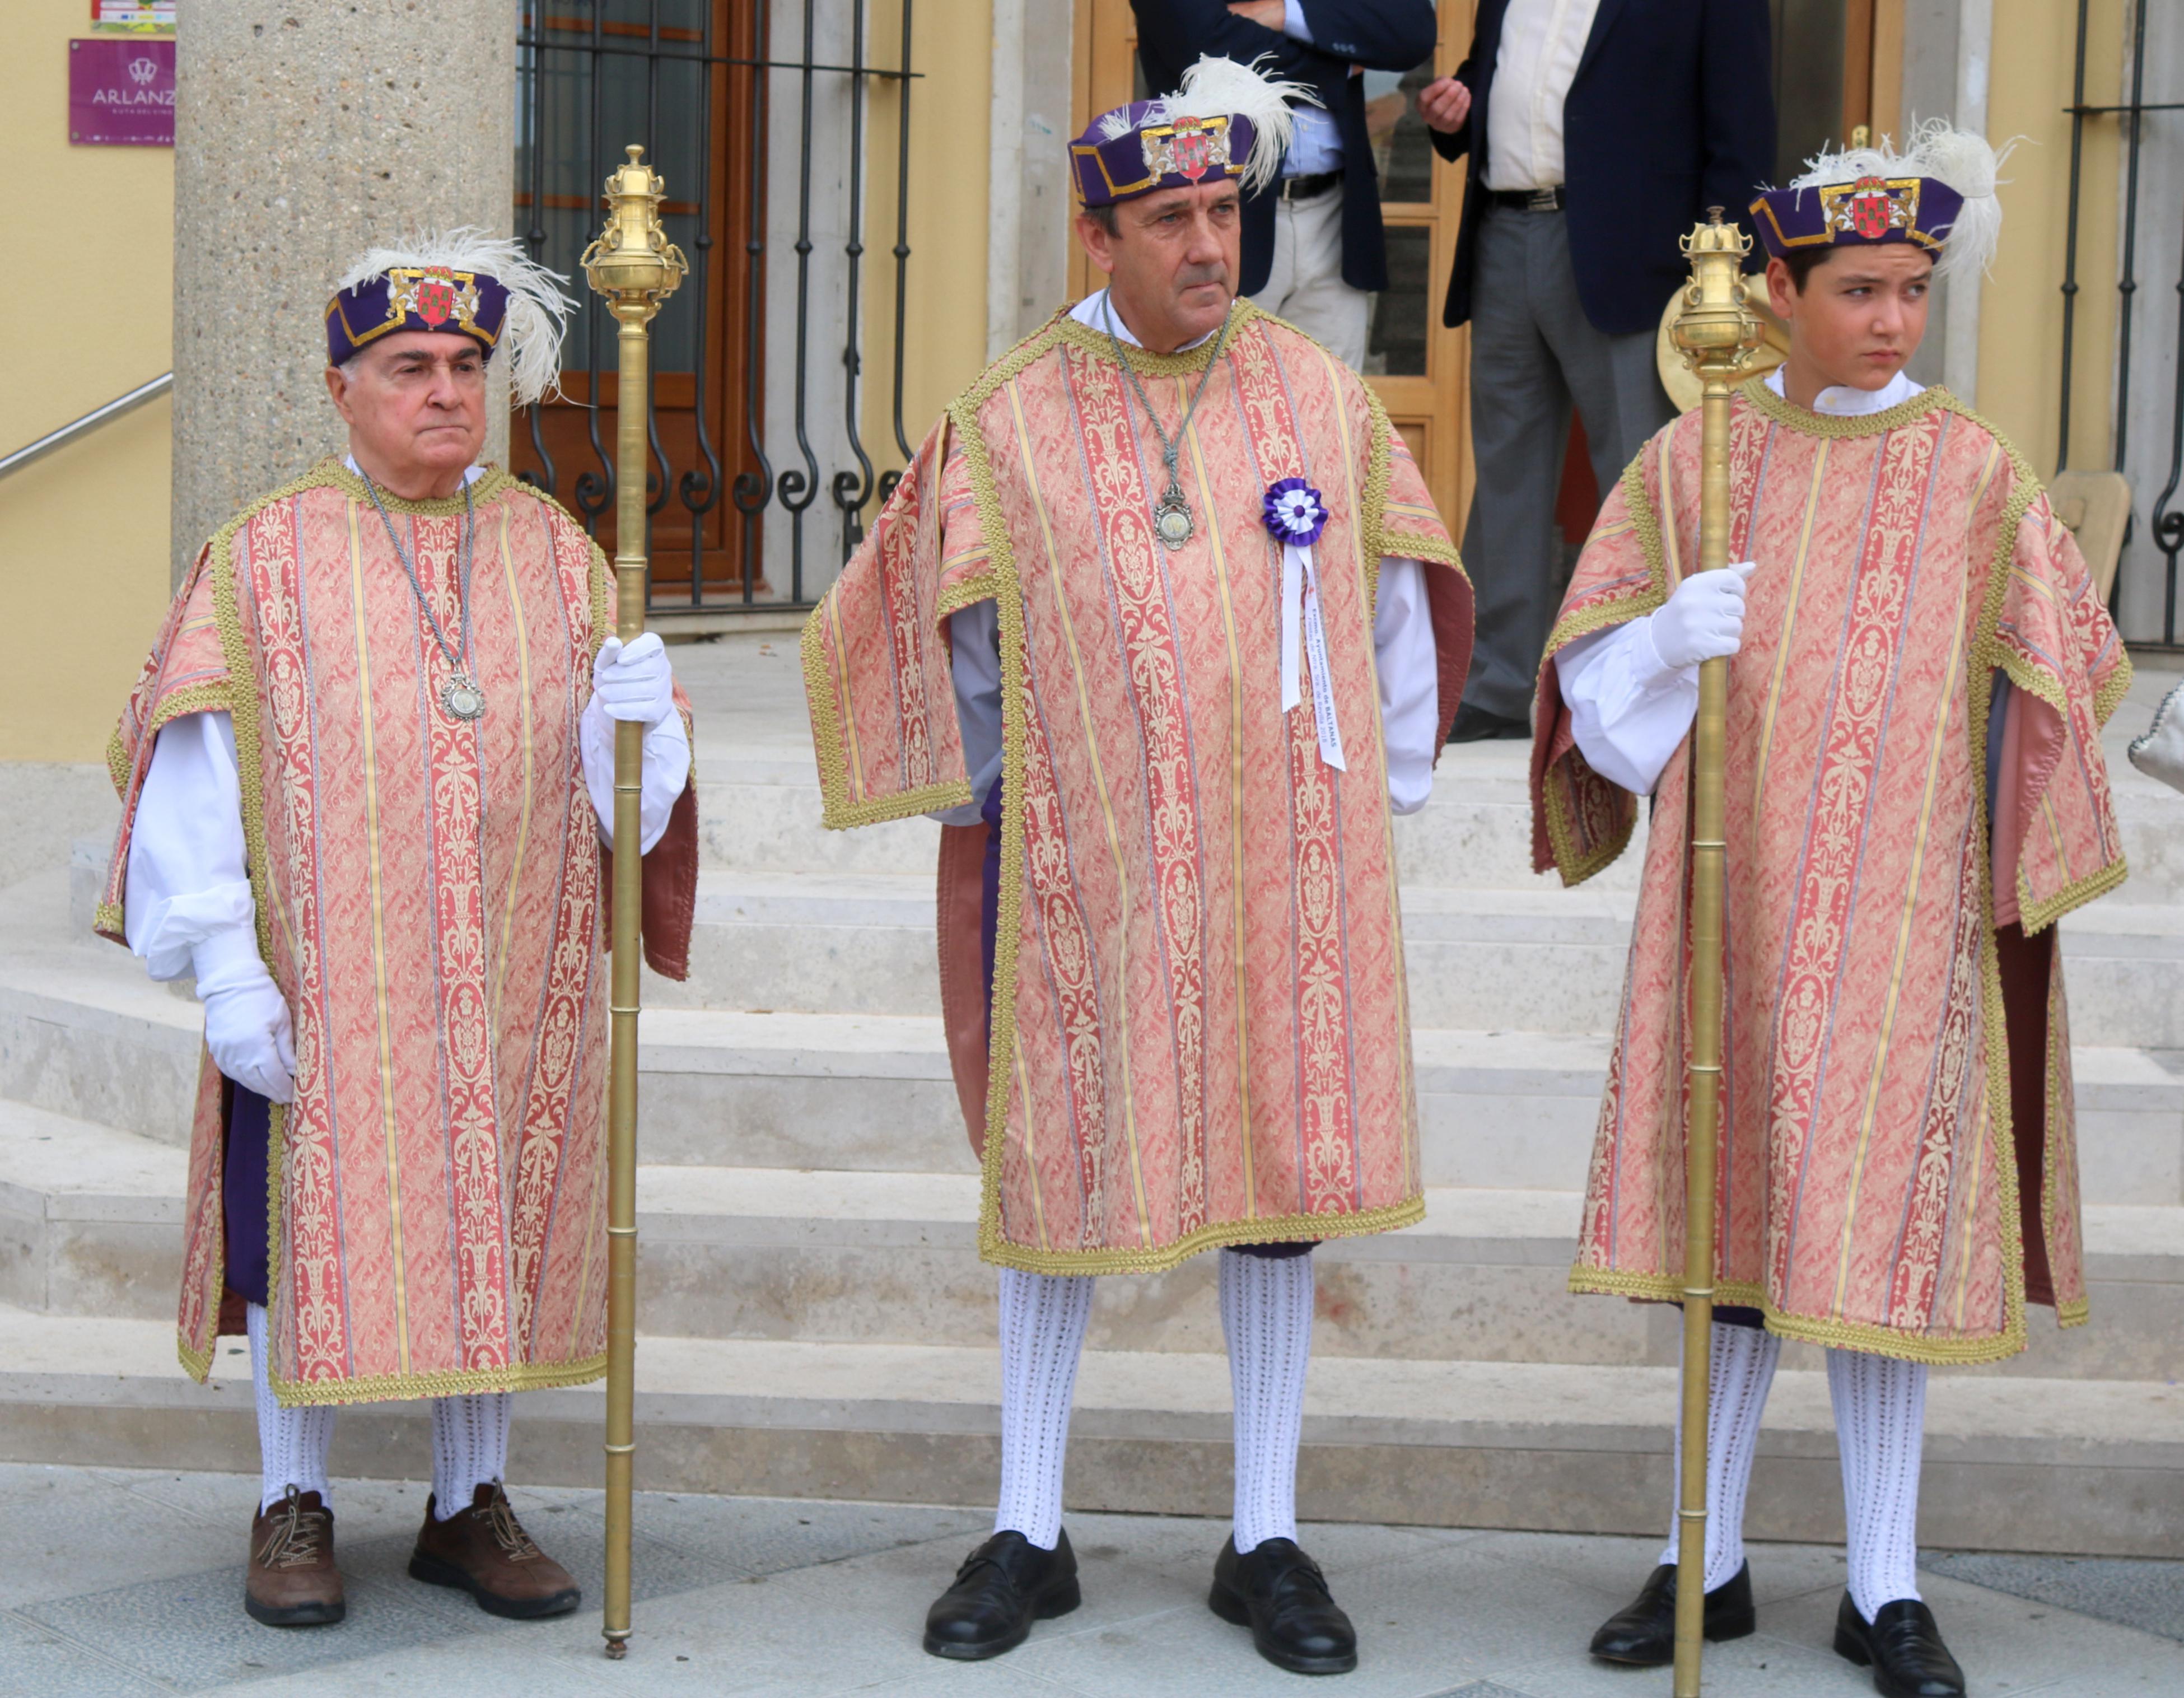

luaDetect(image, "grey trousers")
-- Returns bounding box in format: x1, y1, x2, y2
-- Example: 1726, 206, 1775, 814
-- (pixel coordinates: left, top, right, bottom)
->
1460, 203, 1673, 721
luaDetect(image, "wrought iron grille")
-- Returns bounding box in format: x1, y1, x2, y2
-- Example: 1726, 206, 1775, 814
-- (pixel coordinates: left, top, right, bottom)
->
2055, 0, 2183, 645
515, 1, 916, 613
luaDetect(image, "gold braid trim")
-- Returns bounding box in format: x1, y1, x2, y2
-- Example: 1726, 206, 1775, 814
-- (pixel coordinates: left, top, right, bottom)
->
94, 900, 124, 936
1047, 296, 1270, 376
268, 1352, 609, 1408
986, 1195, 1428, 1276
1741, 375, 1952, 438
178, 1335, 213, 1386
2093, 656, 2135, 727
1533, 450, 1662, 886
801, 595, 975, 829
2016, 857, 2129, 938
319, 458, 517, 515
1565, 1267, 2034, 1365
937, 570, 1002, 620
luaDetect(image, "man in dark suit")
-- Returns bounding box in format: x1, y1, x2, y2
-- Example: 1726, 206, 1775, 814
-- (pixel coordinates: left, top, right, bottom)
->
1419, 0, 1774, 738
1133, 0, 1439, 367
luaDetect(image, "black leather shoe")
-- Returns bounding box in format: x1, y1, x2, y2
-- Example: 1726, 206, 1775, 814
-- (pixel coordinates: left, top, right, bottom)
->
921, 1528, 1081, 1660
1588, 1562, 1757, 1665
1833, 1592, 1966, 1697
1449, 704, 1532, 743
1208, 1535, 1358, 1675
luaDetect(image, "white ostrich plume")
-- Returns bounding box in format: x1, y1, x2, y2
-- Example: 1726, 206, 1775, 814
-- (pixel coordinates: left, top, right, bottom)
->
334, 227, 578, 408
1093, 55, 1318, 197
1786, 118, 2013, 280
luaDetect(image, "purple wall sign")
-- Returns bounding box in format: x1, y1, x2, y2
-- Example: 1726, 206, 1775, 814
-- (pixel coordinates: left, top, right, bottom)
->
69, 38, 175, 147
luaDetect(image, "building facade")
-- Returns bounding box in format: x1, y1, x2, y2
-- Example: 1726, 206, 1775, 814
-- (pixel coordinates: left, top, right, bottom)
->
0, 0, 2177, 764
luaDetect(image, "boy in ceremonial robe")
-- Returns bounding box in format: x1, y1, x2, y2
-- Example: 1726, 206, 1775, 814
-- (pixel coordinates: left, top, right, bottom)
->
1530, 126, 2128, 1698
805, 58, 1473, 1676
100, 233, 698, 1629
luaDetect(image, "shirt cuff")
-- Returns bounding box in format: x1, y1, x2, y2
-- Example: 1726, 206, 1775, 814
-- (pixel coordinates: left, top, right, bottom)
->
1283, 0, 1313, 43
190, 921, 270, 999
1632, 613, 1698, 696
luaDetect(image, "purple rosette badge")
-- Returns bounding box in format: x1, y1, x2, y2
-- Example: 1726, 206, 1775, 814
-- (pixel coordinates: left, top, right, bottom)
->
1262, 478, 1346, 772
1262, 478, 1329, 548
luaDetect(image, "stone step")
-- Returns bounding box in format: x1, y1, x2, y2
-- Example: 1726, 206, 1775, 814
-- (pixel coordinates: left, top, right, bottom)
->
637, 1010, 2184, 1206
9, 1111, 2177, 1380
6, 940, 2179, 1205
651, 865, 2184, 1048
1, 1302, 2174, 1557
690, 747, 1651, 893
692, 729, 2184, 907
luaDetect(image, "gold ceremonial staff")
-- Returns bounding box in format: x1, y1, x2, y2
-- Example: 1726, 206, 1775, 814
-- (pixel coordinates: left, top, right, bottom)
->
1665, 208, 1762, 1698
581, 143, 687, 1662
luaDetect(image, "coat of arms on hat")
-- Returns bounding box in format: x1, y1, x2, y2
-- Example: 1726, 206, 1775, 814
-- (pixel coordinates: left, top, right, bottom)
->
1821, 175, 1920, 241
1141, 115, 1233, 184
385, 265, 482, 332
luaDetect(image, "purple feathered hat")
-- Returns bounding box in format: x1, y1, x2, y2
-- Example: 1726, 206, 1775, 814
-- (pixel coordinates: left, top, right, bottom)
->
1748, 120, 2005, 281
324, 228, 577, 407
1071, 55, 1310, 209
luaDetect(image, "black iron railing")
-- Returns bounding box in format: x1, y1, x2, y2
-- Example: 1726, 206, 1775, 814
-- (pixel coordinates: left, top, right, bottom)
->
515, 1, 915, 613
2056, 0, 2182, 642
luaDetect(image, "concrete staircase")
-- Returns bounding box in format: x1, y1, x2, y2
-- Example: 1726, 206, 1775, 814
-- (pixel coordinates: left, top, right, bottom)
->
2, 634, 2178, 1556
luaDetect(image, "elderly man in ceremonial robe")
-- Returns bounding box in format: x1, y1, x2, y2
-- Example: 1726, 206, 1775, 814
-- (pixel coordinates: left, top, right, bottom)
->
99, 232, 697, 1630
805, 58, 1473, 1677
1530, 127, 2128, 1698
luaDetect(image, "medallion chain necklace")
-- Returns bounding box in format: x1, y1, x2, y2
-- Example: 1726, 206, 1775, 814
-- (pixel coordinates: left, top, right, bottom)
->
361, 470, 487, 721
1100, 292, 1236, 551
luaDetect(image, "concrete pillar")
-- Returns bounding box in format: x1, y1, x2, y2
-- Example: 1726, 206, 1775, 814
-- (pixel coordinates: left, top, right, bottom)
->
987, 0, 1075, 358
170, 0, 517, 584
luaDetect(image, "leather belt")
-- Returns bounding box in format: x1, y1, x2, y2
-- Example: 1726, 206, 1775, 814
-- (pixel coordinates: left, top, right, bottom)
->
1491, 186, 1566, 212
1280, 170, 1342, 203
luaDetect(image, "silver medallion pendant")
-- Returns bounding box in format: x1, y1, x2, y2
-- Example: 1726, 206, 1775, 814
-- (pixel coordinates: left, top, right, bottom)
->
1152, 491, 1194, 552
441, 675, 488, 722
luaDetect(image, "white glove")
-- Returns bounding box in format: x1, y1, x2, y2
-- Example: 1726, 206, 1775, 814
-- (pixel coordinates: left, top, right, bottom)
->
592, 632, 675, 725
194, 930, 296, 1104
1644, 562, 1756, 671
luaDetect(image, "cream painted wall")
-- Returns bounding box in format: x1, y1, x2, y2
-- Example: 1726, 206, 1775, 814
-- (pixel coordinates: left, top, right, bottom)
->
0, 3, 175, 763
1975, 0, 2125, 477
861, 0, 993, 479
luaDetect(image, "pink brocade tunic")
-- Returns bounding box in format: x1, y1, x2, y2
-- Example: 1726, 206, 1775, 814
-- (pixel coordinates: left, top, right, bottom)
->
1531, 385, 2130, 1364
805, 306, 1474, 1274
101, 462, 692, 1403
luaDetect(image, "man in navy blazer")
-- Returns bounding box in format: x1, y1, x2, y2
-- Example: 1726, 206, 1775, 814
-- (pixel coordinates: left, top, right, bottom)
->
1420, 0, 1773, 739
1133, 0, 1439, 366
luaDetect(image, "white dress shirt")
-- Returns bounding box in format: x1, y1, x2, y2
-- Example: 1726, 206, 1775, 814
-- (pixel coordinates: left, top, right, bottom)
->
1280, 1, 1345, 178
930, 290, 1443, 824
1553, 367, 1925, 795
124, 462, 692, 985
1483, 0, 1602, 192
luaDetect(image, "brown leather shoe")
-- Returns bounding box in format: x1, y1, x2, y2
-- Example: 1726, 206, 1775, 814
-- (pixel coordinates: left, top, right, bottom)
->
408, 1483, 581, 1618
245, 1487, 346, 1627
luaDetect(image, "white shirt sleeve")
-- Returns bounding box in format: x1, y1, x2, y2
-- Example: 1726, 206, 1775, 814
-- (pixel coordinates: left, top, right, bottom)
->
1553, 615, 1698, 796
1374, 557, 1441, 815
581, 697, 692, 855
1282, 0, 1314, 40
930, 599, 1004, 826
123, 711, 257, 983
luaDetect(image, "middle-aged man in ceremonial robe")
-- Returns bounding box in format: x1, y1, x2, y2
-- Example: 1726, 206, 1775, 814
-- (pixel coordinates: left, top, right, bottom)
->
1530, 125, 2128, 1698
97, 232, 698, 1631
805, 58, 1472, 1677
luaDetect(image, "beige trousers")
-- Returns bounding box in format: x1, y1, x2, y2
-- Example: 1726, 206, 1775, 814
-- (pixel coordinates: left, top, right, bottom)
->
1248, 183, 1369, 371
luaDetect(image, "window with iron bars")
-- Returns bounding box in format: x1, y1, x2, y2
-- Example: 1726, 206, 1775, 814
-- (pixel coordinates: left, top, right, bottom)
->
515, 1, 916, 613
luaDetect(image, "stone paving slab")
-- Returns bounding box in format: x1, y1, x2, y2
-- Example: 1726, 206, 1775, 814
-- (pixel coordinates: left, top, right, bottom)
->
0, 1467, 2177, 1696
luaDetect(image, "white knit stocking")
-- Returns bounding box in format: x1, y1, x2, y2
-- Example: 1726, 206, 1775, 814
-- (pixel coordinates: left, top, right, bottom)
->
993, 1267, 1095, 1550
430, 1392, 513, 1520
1828, 1346, 1928, 1622
1219, 1249, 1314, 1553
1657, 1320, 1781, 1590
247, 1302, 335, 1513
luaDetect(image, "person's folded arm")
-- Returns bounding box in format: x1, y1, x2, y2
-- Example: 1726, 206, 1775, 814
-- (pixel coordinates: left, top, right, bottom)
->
1290, 0, 1439, 71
